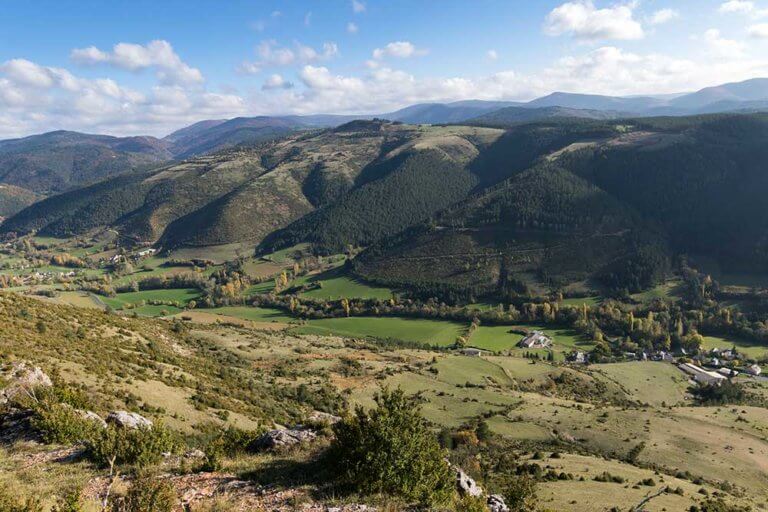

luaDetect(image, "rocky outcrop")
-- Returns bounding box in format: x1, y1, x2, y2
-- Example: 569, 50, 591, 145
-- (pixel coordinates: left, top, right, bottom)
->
106, 411, 152, 429
308, 410, 341, 424
452, 464, 509, 512
487, 494, 509, 512
455, 466, 484, 497
254, 427, 317, 450
78, 409, 107, 429
0, 362, 52, 405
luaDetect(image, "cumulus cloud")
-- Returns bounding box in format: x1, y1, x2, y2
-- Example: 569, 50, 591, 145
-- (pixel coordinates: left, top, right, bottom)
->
352, 0, 365, 13
650, 8, 679, 25
70, 40, 204, 85
239, 40, 338, 74
347, 22, 359, 34
372, 41, 427, 60
544, 1, 644, 41
748, 22, 768, 37
262, 74, 294, 90
703, 28, 745, 58
719, 0, 768, 17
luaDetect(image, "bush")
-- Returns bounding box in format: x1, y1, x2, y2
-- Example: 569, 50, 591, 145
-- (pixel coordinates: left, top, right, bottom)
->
32, 403, 101, 444
497, 473, 537, 512
454, 495, 488, 512
328, 387, 454, 506
87, 423, 180, 468
111, 472, 176, 512
51, 490, 83, 512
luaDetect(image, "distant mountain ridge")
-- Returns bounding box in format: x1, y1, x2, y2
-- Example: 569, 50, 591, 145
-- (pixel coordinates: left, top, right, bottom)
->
4, 76, 768, 218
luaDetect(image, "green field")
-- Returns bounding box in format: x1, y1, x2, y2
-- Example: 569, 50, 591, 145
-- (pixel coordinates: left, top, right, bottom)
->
468, 324, 592, 354
701, 334, 768, 359
560, 296, 601, 307
291, 316, 465, 345
592, 361, 690, 406
100, 288, 201, 316
630, 279, 683, 304
295, 267, 395, 300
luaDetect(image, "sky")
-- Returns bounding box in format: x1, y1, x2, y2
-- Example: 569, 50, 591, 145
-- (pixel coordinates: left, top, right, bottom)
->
4, 0, 768, 138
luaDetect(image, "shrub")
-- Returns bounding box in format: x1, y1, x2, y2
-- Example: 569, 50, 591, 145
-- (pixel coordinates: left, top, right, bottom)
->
454, 495, 489, 512
87, 423, 180, 468
51, 490, 84, 512
328, 387, 454, 506
498, 473, 537, 512
111, 472, 176, 512
32, 403, 101, 444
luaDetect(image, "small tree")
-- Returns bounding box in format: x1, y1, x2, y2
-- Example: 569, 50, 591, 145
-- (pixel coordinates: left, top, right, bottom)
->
328, 387, 453, 506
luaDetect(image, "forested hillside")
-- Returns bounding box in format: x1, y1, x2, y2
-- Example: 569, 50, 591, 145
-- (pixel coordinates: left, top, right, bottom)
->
8, 114, 768, 299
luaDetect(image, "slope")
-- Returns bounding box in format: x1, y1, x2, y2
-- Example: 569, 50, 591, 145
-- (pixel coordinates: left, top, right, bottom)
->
0, 130, 172, 194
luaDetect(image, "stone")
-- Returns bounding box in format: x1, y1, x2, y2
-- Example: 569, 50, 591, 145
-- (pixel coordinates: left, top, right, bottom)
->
106, 410, 153, 429
454, 466, 483, 497
307, 410, 341, 425
254, 427, 317, 450
77, 409, 107, 429
487, 494, 509, 512
184, 449, 207, 459
0, 362, 52, 404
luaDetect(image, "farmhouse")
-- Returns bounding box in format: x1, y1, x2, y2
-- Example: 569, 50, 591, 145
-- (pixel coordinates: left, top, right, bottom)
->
568, 351, 588, 364
679, 363, 727, 385
518, 331, 552, 349
716, 367, 738, 378
461, 348, 484, 357
137, 248, 157, 257
746, 364, 762, 376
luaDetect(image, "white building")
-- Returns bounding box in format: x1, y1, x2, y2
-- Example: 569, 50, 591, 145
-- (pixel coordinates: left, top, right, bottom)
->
746, 364, 762, 376
518, 331, 553, 349
679, 363, 727, 385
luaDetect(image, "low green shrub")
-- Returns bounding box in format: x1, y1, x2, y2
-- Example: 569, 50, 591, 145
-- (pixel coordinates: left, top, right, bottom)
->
328, 387, 454, 507
32, 403, 101, 444
87, 423, 181, 468
110, 472, 176, 512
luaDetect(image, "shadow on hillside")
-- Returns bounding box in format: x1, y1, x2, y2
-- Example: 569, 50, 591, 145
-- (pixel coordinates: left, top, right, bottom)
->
240, 451, 333, 496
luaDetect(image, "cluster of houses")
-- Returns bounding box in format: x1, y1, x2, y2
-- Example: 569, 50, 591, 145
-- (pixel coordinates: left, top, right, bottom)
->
109, 247, 157, 265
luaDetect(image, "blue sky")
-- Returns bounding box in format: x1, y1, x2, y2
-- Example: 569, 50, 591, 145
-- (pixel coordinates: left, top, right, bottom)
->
3, 0, 768, 137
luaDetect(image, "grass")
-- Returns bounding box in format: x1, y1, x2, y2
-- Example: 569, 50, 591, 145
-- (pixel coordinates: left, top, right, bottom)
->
99, 288, 201, 316
700, 334, 768, 359
291, 316, 465, 345
560, 296, 601, 307
468, 324, 593, 354
630, 279, 683, 304
295, 267, 395, 300
203, 306, 294, 323
592, 362, 690, 406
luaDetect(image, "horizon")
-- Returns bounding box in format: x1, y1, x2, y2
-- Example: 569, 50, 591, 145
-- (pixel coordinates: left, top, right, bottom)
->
5, 0, 768, 138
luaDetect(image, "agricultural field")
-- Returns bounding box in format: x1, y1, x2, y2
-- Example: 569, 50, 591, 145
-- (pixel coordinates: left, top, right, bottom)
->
700, 334, 768, 360
98, 288, 201, 317
468, 324, 593, 355
291, 316, 466, 345
630, 279, 684, 304
295, 267, 396, 300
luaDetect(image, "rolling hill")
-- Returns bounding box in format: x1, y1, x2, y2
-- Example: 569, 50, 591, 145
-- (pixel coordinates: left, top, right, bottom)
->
0, 130, 172, 194
8, 113, 768, 300
0, 183, 39, 219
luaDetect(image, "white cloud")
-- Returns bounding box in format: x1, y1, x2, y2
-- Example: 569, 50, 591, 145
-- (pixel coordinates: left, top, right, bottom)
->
487, 49, 498, 61
347, 22, 359, 34
544, 1, 644, 41
262, 74, 294, 90
352, 0, 365, 13
372, 41, 427, 60
70, 40, 204, 85
748, 22, 768, 37
239, 40, 339, 73
703, 28, 745, 58
650, 8, 679, 25
719, 0, 755, 13
718, 0, 768, 17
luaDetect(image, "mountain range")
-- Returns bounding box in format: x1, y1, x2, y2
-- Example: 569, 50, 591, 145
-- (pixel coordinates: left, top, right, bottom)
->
3, 77, 768, 202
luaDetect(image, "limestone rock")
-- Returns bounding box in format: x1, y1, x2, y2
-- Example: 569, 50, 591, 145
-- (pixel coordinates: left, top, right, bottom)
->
0, 362, 52, 404
487, 494, 509, 512
454, 466, 483, 497
106, 411, 153, 429
77, 409, 107, 429
255, 427, 317, 450
307, 410, 341, 425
